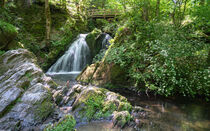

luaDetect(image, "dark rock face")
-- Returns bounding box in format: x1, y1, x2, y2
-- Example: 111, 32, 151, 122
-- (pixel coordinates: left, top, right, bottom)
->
85, 29, 112, 61
0, 49, 55, 130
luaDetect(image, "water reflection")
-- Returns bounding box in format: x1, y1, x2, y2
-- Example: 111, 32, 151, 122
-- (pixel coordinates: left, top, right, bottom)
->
127, 95, 210, 131
76, 95, 210, 131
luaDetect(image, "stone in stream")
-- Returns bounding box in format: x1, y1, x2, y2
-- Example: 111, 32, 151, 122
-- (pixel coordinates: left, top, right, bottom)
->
0, 49, 56, 130
63, 84, 133, 125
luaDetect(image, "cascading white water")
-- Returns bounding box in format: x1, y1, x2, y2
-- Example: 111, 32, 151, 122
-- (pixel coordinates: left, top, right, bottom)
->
47, 34, 91, 74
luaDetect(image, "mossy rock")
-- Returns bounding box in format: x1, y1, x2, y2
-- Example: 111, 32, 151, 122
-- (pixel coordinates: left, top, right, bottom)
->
71, 85, 132, 123
0, 21, 18, 50
113, 111, 132, 128
85, 28, 102, 59
35, 100, 54, 121
45, 115, 76, 131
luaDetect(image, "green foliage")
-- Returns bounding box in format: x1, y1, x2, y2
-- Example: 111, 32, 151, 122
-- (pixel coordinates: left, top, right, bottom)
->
45, 115, 76, 131
0, 50, 5, 55
35, 100, 54, 121
106, 20, 210, 100
83, 94, 106, 120
92, 49, 106, 63
191, 4, 210, 34
0, 20, 17, 34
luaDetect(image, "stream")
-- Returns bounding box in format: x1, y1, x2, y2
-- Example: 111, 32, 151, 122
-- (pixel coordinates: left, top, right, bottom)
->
46, 33, 210, 131
47, 73, 210, 131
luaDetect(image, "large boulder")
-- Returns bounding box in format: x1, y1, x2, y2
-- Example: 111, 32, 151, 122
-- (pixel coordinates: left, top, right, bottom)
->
65, 84, 132, 123
0, 21, 18, 50
77, 62, 127, 86
0, 49, 56, 130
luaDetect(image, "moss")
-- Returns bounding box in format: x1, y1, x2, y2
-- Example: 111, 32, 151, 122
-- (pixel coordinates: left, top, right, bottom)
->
82, 94, 105, 120
113, 111, 132, 128
20, 80, 30, 90
118, 102, 132, 112
45, 115, 76, 131
35, 99, 54, 121
0, 20, 18, 50
103, 101, 117, 113
73, 87, 133, 122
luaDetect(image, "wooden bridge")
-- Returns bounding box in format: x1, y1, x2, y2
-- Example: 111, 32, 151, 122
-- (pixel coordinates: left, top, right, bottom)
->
88, 9, 121, 19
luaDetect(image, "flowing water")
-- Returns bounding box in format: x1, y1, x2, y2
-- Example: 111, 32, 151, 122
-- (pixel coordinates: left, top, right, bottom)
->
47, 34, 91, 73
47, 33, 210, 131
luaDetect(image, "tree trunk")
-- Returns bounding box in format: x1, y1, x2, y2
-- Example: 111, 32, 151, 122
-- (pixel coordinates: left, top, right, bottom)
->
156, 0, 160, 17
181, 0, 188, 21
0, 0, 5, 7
142, 0, 150, 21
45, 0, 51, 47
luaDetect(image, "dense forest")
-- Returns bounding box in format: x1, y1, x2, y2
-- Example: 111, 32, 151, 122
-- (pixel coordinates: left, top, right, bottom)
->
0, 0, 209, 130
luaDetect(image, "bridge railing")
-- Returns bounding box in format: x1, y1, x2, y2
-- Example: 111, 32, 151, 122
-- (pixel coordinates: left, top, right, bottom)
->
88, 9, 121, 18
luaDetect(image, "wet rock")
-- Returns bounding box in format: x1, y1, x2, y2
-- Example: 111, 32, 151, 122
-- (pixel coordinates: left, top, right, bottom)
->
0, 87, 22, 114
0, 49, 56, 130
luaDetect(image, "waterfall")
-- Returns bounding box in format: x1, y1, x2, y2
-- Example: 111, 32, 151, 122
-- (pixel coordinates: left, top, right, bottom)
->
47, 34, 91, 74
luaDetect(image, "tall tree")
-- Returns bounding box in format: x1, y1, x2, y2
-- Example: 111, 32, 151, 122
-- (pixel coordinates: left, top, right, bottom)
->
156, 0, 160, 17
142, 0, 150, 21
45, 0, 51, 47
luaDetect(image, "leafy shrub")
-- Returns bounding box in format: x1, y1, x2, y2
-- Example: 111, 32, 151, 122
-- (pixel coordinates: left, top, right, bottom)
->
191, 4, 210, 34
106, 21, 210, 100
92, 49, 106, 63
